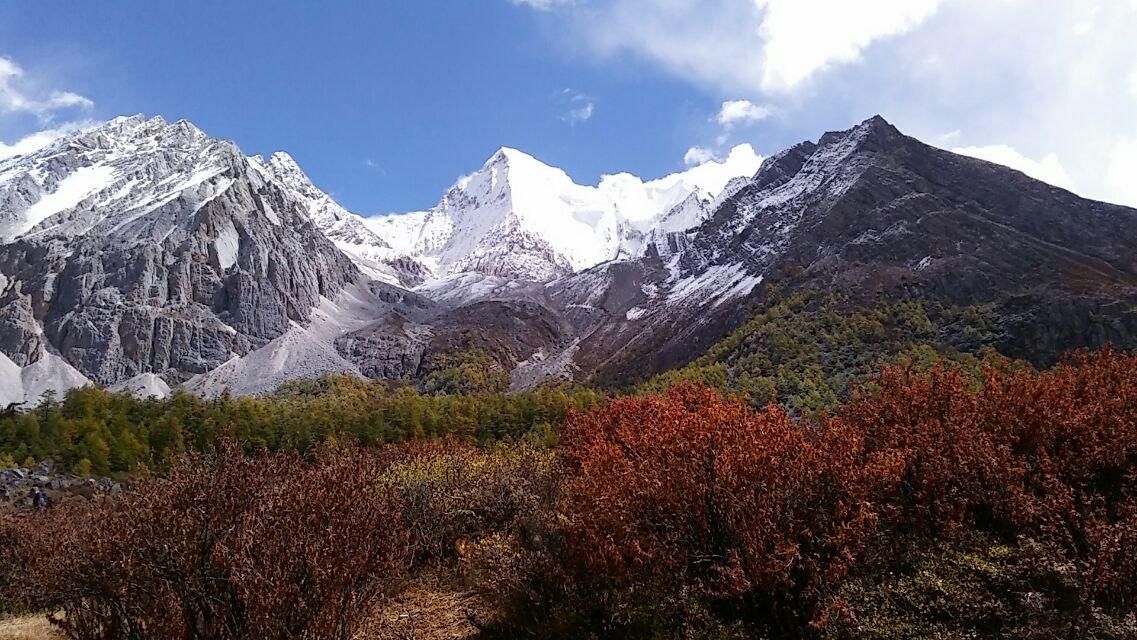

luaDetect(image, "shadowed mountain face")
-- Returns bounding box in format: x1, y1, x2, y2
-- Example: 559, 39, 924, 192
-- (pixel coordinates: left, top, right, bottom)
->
1, 115, 1135, 402
567, 116, 1137, 385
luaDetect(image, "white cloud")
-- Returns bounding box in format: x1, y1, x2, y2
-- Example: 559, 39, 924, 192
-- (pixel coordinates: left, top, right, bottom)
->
1104, 138, 1137, 207
684, 146, 718, 167
560, 89, 595, 125
689, 100, 769, 165
717, 100, 771, 128
564, 101, 594, 124
952, 144, 1075, 191
510, 0, 574, 10
518, 0, 941, 95
0, 56, 93, 121
0, 120, 91, 161
1129, 67, 1137, 98
559, 1, 769, 96
756, 0, 942, 91
1071, 4, 1101, 35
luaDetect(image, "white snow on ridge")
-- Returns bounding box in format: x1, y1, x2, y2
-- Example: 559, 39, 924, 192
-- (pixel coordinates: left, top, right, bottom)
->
5, 165, 117, 239
0, 115, 251, 244
667, 263, 764, 308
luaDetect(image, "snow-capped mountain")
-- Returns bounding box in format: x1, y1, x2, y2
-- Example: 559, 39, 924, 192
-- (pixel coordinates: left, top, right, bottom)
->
4, 113, 1134, 404
364, 144, 763, 282
551, 115, 1137, 385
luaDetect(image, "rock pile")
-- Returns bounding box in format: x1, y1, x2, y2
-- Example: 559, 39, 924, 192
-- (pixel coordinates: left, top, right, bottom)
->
0, 459, 121, 510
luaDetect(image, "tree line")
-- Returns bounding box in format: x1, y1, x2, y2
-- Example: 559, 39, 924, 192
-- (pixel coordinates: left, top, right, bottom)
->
0, 375, 605, 475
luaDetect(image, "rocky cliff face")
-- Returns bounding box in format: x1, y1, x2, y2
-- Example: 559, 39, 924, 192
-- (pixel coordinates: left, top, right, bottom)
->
0, 116, 359, 399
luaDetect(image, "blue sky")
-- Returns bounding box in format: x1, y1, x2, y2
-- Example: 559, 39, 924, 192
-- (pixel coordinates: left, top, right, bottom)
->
2, 0, 1136, 212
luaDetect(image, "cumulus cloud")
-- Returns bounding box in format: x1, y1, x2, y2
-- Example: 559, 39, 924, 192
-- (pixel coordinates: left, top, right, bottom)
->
952, 145, 1075, 191
516, 0, 1137, 208
684, 146, 718, 167
517, 0, 942, 95
717, 100, 771, 128
755, 0, 942, 91
0, 56, 93, 122
561, 1, 768, 95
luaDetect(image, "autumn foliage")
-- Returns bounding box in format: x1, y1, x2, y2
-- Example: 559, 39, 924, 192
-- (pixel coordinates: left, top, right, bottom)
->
847, 348, 1137, 610
558, 384, 902, 632
2, 348, 1137, 639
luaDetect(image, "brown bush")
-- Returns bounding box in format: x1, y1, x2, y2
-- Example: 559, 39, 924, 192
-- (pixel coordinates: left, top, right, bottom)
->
375, 440, 562, 565
3, 441, 411, 640
486, 350, 1137, 637
3, 348, 1136, 640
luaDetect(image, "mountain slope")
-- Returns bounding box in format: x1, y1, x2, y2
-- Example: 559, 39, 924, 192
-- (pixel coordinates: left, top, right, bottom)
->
3, 114, 1135, 403
252, 152, 431, 287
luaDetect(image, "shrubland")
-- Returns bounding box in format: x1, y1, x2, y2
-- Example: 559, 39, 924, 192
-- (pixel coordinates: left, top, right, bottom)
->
2, 347, 1136, 638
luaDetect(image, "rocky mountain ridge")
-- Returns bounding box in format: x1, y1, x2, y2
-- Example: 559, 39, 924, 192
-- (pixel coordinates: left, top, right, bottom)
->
1, 114, 1135, 403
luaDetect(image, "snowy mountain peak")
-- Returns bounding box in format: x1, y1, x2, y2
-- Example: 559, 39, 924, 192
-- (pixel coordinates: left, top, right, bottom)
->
0, 114, 361, 403
488, 146, 535, 165
265, 151, 306, 179
245, 148, 434, 287
364, 144, 764, 283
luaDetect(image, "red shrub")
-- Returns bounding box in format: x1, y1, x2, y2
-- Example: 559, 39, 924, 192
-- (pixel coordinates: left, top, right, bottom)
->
559, 384, 902, 631
840, 362, 1027, 536
5, 442, 412, 640
845, 347, 1137, 609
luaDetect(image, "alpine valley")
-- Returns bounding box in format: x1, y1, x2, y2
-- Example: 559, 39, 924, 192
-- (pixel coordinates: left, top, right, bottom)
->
1, 114, 1135, 406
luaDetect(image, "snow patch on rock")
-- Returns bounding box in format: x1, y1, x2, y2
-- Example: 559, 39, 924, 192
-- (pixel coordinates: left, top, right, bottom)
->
215, 220, 239, 271
668, 263, 763, 307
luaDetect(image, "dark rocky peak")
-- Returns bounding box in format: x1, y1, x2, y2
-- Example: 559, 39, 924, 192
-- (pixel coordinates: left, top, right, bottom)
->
817, 114, 903, 150
749, 141, 818, 192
